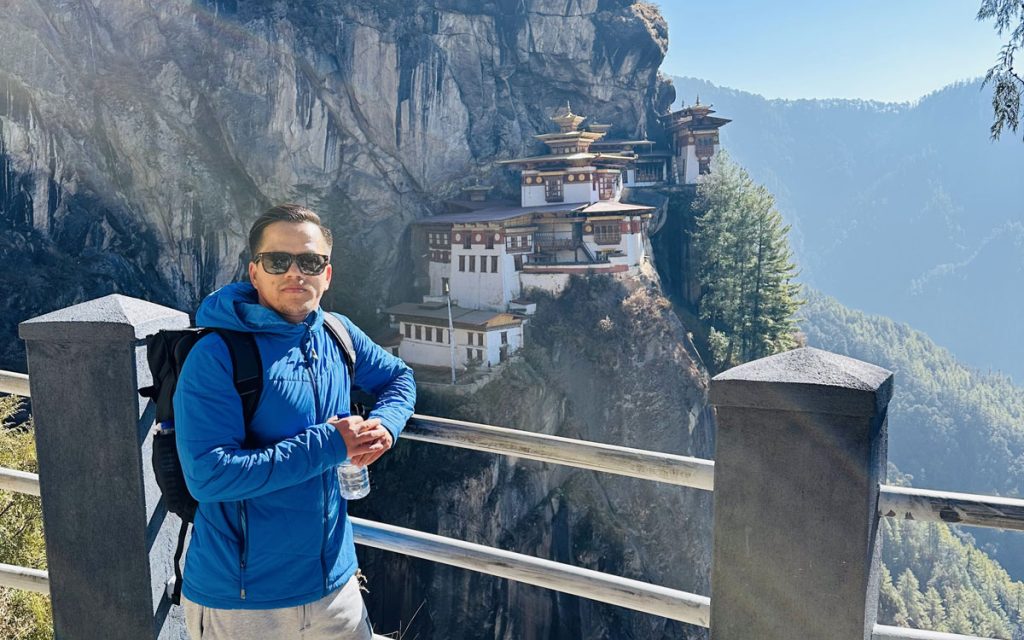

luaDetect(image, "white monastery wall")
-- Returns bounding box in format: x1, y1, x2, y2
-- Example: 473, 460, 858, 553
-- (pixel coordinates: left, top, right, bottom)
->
683, 145, 699, 184
521, 272, 571, 295
501, 253, 522, 304
450, 243, 511, 311
562, 181, 593, 204
521, 185, 547, 207
398, 322, 522, 370
428, 261, 451, 296
399, 337, 456, 370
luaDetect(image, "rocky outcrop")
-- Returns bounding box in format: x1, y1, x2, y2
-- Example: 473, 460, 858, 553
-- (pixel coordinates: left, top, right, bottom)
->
354, 270, 712, 640
0, 4, 712, 638
0, 0, 673, 369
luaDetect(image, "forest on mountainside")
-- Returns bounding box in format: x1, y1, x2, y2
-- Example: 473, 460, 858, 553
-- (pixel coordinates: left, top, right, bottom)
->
651, 155, 1024, 636
880, 516, 1024, 637
801, 291, 1024, 583
671, 76, 1024, 383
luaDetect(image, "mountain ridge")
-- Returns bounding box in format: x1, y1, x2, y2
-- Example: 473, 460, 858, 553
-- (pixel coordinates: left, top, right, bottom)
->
668, 74, 1024, 381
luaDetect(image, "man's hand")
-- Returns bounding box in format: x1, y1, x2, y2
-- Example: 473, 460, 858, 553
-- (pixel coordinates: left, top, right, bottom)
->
328, 415, 393, 467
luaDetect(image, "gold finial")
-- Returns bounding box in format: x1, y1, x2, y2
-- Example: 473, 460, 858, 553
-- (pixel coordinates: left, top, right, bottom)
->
551, 102, 585, 132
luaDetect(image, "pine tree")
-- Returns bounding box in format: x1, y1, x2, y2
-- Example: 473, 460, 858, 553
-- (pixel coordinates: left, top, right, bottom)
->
692, 153, 802, 370
976, 0, 1024, 140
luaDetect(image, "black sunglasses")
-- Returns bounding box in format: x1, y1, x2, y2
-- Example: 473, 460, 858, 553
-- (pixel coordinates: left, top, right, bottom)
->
253, 252, 330, 275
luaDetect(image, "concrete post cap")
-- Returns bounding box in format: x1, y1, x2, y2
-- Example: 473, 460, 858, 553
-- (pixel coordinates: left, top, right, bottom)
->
19, 294, 190, 343
710, 347, 893, 417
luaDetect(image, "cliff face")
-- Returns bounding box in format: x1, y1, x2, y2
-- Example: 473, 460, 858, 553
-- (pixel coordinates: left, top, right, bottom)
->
1, 3, 712, 637
354, 271, 713, 640
0, 0, 673, 368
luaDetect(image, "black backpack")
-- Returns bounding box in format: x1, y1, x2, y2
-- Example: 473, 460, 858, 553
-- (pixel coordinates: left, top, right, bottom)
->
140, 313, 357, 605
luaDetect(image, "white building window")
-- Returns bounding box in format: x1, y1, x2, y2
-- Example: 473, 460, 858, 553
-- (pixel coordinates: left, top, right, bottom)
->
594, 222, 621, 245
545, 177, 563, 203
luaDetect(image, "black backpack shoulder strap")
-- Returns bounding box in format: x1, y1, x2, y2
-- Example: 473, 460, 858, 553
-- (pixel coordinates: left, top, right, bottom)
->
212, 329, 263, 426
322, 312, 356, 381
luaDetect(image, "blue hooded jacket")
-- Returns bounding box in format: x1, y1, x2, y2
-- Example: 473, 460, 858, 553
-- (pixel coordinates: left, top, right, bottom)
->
173, 282, 415, 609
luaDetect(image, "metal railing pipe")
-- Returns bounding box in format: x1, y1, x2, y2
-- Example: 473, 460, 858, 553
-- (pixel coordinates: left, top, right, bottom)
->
0, 563, 49, 595
879, 485, 1024, 532
403, 415, 715, 491
352, 517, 711, 628
873, 624, 993, 640
0, 370, 30, 397
0, 467, 40, 497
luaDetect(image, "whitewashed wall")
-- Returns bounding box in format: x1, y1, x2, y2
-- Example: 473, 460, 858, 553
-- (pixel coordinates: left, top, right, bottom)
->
428, 260, 451, 297
521, 272, 571, 295
399, 327, 456, 369
450, 242, 512, 311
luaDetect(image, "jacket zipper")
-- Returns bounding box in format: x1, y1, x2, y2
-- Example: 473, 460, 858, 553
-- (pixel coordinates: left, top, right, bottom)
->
302, 325, 330, 594
238, 500, 249, 599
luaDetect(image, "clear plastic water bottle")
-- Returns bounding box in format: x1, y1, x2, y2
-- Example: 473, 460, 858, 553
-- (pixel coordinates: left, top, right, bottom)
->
338, 460, 370, 500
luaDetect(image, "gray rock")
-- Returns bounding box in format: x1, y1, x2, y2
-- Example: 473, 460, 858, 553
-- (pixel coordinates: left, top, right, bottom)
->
0, 0, 671, 328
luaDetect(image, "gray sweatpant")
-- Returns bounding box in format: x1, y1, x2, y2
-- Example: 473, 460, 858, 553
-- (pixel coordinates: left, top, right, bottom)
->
182, 575, 373, 639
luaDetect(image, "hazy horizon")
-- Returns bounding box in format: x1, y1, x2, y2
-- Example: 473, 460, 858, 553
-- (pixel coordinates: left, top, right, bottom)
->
653, 0, 1004, 103
668, 73, 988, 107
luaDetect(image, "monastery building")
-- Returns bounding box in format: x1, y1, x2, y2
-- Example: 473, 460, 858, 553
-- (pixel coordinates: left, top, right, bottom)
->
387, 101, 729, 374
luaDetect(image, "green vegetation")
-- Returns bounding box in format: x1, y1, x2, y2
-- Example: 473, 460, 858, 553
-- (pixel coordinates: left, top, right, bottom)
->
801, 291, 1024, 635
691, 153, 802, 370
672, 76, 1024, 383
977, 0, 1024, 140
800, 291, 1024, 500
0, 396, 51, 640
881, 518, 1024, 637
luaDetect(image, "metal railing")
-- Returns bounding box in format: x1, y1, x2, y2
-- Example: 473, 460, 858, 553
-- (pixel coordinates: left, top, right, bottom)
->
873, 625, 991, 640
0, 412, 713, 627
1, 365, 1023, 639
0, 467, 41, 497
879, 485, 1024, 532
403, 415, 715, 491
0, 369, 30, 397
352, 517, 710, 627
0, 371, 46, 595
0, 562, 48, 595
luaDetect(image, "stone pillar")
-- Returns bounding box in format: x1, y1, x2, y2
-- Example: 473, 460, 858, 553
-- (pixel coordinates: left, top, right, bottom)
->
19, 295, 190, 640
709, 347, 893, 640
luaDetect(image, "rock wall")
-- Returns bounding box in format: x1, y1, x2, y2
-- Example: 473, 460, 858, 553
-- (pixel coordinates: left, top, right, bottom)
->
354, 270, 713, 640
0, 4, 714, 637
0, 0, 674, 368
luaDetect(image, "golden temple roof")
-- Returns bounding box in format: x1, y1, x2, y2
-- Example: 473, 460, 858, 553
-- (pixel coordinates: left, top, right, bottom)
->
550, 102, 586, 132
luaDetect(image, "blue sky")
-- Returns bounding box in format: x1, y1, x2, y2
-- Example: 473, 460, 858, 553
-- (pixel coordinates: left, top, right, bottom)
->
652, 0, 1006, 102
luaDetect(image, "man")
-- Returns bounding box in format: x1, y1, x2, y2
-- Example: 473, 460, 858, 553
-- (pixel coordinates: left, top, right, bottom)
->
173, 203, 415, 639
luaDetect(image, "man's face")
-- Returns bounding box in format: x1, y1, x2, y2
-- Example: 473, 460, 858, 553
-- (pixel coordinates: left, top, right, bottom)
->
248, 221, 333, 324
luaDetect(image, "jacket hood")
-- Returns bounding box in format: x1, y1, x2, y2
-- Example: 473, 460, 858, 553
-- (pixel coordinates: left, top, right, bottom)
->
196, 282, 324, 336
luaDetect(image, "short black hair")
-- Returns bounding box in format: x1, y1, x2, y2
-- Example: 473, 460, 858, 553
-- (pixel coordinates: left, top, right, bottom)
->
248, 203, 334, 257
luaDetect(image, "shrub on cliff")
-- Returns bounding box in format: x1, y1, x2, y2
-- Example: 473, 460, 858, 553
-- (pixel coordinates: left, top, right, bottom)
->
0, 396, 51, 640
